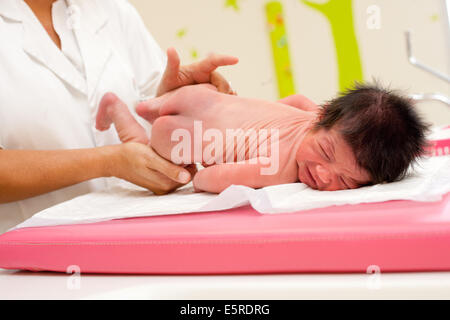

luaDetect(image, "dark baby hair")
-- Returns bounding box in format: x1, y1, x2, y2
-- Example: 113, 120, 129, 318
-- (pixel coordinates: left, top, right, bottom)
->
315, 82, 429, 185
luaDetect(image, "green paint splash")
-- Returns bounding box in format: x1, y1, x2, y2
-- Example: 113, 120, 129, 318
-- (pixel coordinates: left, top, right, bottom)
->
265, 1, 296, 98
190, 48, 199, 60
302, 0, 363, 90
225, 0, 241, 12
176, 28, 188, 39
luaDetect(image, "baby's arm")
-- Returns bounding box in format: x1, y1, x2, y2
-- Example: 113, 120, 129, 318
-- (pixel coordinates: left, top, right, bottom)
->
278, 94, 319, 113
193, 158, 296, 193
96, 93, 149, 144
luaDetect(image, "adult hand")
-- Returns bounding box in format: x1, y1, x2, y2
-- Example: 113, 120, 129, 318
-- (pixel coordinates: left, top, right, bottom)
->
156, 47, 238, 96
106, 142, 197, 195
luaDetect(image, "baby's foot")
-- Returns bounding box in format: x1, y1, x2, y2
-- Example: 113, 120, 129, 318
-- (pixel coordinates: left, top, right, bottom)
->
96, 92, 119, 131
96, 93, 149, 144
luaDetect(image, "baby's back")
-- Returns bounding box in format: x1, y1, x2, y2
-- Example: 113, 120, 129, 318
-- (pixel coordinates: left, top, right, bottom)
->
151, 85, 315, 165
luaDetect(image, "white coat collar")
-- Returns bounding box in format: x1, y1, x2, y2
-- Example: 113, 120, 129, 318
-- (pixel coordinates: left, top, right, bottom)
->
68, 0, 112, 103
4, 0, 112, 99
66, 0, 108, 34
0, 0, 108, 31
0, 0, 23, 22
20, 0, 88, 95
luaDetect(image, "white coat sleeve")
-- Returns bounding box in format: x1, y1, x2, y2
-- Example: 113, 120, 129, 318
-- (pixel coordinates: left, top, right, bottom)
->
115, 0, 167, 99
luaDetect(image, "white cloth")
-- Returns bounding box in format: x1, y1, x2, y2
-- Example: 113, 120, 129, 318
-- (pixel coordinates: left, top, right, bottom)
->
52, 0, 86, 78
14, 155, 450, 230
0, 0, 166, 233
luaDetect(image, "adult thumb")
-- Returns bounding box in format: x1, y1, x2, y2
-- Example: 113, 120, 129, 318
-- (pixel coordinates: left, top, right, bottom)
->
164, 47, 181, 79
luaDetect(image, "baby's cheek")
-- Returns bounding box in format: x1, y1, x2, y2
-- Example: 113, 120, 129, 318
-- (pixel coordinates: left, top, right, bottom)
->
297, 167, 302, 183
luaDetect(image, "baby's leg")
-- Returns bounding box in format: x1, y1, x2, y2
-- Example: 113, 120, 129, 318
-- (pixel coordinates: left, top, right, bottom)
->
96, 93, 149, 144
135, 84, 218, 124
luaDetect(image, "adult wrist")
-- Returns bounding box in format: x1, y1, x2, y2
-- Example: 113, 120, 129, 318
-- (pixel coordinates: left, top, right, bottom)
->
97, 145, 121, 178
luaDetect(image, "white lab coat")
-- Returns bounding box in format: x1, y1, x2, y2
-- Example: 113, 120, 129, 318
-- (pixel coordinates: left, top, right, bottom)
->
0, 0, 166, 233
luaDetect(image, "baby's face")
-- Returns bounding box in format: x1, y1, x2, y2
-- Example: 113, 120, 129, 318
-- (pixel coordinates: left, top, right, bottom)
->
296, 127, 371, 191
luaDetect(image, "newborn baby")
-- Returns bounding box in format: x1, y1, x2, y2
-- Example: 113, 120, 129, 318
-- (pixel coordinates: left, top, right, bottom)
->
96, 83, 428, 193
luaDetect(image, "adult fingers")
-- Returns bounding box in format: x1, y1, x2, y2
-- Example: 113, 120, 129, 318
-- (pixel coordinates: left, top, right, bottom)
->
193, 53, 239, 74
210, 72, 235, 94
130, 167, 180, 195
145, 164, 198, 195
135, 90, 176, 123
163, 47, 181, 80
145, 147, 192, 184
135, 100, 161, 124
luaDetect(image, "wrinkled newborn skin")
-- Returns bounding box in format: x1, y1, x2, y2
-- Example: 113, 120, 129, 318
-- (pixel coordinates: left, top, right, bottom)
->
96, 84, 370, 193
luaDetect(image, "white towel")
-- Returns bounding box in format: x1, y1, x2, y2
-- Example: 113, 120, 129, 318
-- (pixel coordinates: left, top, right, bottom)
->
14, 154, 450, 230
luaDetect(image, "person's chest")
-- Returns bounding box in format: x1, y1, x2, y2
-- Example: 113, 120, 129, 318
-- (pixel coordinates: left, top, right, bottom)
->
0, 9, 142, 150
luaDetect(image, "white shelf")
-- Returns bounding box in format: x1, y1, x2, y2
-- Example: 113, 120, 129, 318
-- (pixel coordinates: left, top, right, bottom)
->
2, 269, 450, 299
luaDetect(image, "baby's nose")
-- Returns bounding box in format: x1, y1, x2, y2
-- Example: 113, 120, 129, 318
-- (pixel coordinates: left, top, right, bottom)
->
315, 165, 332, 185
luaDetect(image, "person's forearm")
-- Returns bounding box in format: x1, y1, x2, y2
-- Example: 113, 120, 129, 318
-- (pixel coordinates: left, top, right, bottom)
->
0, 146, 116, 204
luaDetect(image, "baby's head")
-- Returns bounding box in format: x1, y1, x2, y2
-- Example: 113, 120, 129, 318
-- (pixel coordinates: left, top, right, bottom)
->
296, 83, 429, 190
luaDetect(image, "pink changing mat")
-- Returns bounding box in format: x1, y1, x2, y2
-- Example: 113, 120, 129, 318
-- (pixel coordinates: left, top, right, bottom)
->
0, 192, 449, 274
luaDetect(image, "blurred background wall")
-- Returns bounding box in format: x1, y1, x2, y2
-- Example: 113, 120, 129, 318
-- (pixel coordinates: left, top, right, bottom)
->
129, 0, 450, 126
